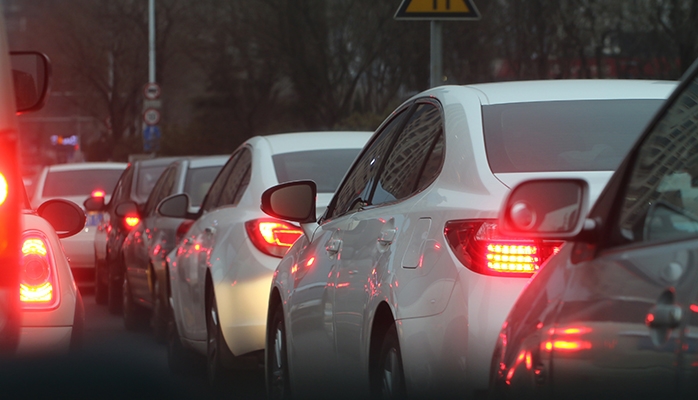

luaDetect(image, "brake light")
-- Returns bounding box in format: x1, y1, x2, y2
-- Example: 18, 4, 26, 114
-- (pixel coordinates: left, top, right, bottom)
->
245, 218, 303, 258
91, 189, 105, 198
176, 219, 195, 243
124, 216, 140, 228
0, 172, 7, 206
20, 232, 59, 309
444, 220, 562, 277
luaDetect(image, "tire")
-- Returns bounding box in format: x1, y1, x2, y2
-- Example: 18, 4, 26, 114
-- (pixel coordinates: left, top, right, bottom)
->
123, 276, 148, 331
107, 259, 123, 315
166, 307, 204, 376
266, 305, 291, 400
206, 289, 229, 386
94, 257, 107, 305
150, 278, 167, 342
371, 324, 406, 400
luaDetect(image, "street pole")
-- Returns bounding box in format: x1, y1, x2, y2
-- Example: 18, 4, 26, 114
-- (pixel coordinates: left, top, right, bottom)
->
148, 0, 155, 83
430, 20, 443, 88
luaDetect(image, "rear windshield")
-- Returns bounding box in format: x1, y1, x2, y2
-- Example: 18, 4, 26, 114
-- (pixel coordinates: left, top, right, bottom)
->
483, 99, 665, 173
136, 165, 168, 199
42, 169, 124, 197
183, 166, 224, 207
273, 149, 362, 193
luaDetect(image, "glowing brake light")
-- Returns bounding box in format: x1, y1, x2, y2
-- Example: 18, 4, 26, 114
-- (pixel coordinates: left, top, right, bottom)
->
245, 218, 303, 258
444, 220, 563, 277
91, 189, 105, 198
0, 172, 7, 206
20, 232, 59, 308
124, 216, 140, 228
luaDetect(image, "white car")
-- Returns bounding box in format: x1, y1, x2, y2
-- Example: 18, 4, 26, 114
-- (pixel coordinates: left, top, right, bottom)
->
161, 131, 371, 382
29, 162, 127, 285
19, 189, 86, 355
259, 80, 677, 399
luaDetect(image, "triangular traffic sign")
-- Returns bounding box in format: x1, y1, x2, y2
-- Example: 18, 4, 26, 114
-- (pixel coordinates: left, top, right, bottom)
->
394, 0, 481, 20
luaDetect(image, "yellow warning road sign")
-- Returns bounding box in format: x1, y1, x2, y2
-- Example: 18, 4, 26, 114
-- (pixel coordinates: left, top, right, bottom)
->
394, 0, 481, 20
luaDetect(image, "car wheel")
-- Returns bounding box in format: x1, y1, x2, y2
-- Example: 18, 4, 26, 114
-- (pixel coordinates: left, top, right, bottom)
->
371, 324, 406, 400
150, 278, 167, 342
206, 289, 228, 386
94, 257, 107, 305
266, 305, 291, 400
107, 260, 123, 315
123, 276, 147, 331
166, 306, 203, 375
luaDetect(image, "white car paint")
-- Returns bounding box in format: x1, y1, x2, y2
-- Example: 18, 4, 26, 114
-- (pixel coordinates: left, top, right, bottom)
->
266, 80, 678, 398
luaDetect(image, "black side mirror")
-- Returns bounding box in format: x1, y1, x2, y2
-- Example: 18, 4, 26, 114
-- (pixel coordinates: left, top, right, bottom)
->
37, 199, 86, 238
115, 201, 140, 218
84, 196, 106, 212
261, 180, 317, 224
157, 193, 190, 219
10, 51, 51, 113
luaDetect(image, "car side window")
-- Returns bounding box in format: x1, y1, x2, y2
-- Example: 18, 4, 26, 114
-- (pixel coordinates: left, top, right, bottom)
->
617, 75, 698, 244
219, 148, 252, 207
370, 102, 444, 206
201, 152, 240, 212
145, 167, 176, 216
327, 110, 408, 219
110, 167, 133, 208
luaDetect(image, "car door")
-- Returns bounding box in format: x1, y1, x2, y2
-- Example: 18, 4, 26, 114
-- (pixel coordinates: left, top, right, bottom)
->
550, 69, 698, 399
332, 101, 445, 384
175, 153, 238, 340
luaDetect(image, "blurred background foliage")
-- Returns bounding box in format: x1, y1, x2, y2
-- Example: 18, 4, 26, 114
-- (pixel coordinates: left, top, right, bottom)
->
7, 0, 698, 162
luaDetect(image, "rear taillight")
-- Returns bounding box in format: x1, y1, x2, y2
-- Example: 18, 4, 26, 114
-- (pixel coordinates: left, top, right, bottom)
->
20, 232, 59, 309
176, 219, 195, 244
0, 172, 7, 205
91, 189, 105, 198
444, 220, 562, 277
245, 218, 303, 258
124, 216, 140, 228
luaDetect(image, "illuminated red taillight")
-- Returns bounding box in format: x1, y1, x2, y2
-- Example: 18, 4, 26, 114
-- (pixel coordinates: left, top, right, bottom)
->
0, 172, 7, 206
20, 232, 59, 309
176, 219, 195, 244
245, 218, 303, 258
91, 189, 105, 198
444, 220, 563, 277
124, 216, 140, 228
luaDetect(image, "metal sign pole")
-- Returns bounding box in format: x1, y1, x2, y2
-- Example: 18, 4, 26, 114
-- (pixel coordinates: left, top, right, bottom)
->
430, 20, 443, 88
148, 0, 156, 83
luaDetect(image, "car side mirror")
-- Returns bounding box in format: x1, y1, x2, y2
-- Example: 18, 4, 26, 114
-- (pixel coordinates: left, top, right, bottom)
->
157, 193, 190, 219
84, 196, 106, 212
499, 179, 589, 239
10, 51, 51, 113
261, 180, 317, 224
115, 201, 139, 218
37, 199, 86, 238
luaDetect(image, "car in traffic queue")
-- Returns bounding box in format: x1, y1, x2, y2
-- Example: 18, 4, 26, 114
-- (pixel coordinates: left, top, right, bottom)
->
161, 131, 372, 384
84, 157, 180, 314
259, 80, 677, 399
29, 162, 127, 286
120, 155, 228, 338
18, 185, 86, 355
489, 62, 698, 400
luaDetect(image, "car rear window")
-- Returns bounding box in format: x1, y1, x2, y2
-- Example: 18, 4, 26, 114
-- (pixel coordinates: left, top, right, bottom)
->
183, 166, 224, 207
42, 169, 124, 197
136, 165, 168, 199
483, 99, 665, 173
273, 149, 362, 193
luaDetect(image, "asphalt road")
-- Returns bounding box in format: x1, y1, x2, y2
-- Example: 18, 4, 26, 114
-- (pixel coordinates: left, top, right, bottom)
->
0, 289, 266, 400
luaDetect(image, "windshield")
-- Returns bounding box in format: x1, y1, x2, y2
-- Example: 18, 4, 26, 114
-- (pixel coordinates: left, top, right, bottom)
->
42, 169, 124, 197
183, 166, 223, 207
273, 149, 362, 193
483, 99, 665, 173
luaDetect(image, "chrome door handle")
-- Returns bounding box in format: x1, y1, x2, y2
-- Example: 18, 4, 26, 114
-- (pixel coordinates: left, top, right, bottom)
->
377, 228, 397, 245
646, 304, 683, 329
326, 238, 342, 255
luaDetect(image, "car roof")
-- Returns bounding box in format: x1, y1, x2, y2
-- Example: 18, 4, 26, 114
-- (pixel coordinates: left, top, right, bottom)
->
258, 131, 373, 155
455, 79, 678, 105
184, 155, 230, 169
133, 156, 182, 168
45, 162, 128, 172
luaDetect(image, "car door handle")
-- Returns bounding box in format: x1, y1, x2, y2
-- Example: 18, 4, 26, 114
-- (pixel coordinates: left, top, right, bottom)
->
326, 238, 342, 255
377, 228, 397, 245
205, 226, 216, 235
646, 304, 683, 329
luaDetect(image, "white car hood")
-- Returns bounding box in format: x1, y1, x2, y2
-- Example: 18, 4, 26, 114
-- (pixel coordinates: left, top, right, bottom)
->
494, 171, 614, 206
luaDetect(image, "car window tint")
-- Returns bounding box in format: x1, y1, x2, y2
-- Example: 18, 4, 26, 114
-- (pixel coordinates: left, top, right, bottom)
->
184, 165, 225, 208
371, 103, 443, 206
329, 111, 407, 218
114, 168, 133, 205
272, 148, 362, 193
42, 169, 123, 197
143, 167, 172, 216
617, 76, 698, 244
219, 148, 251, 207
201, 152, 239, 212
136, 164, 168, 199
